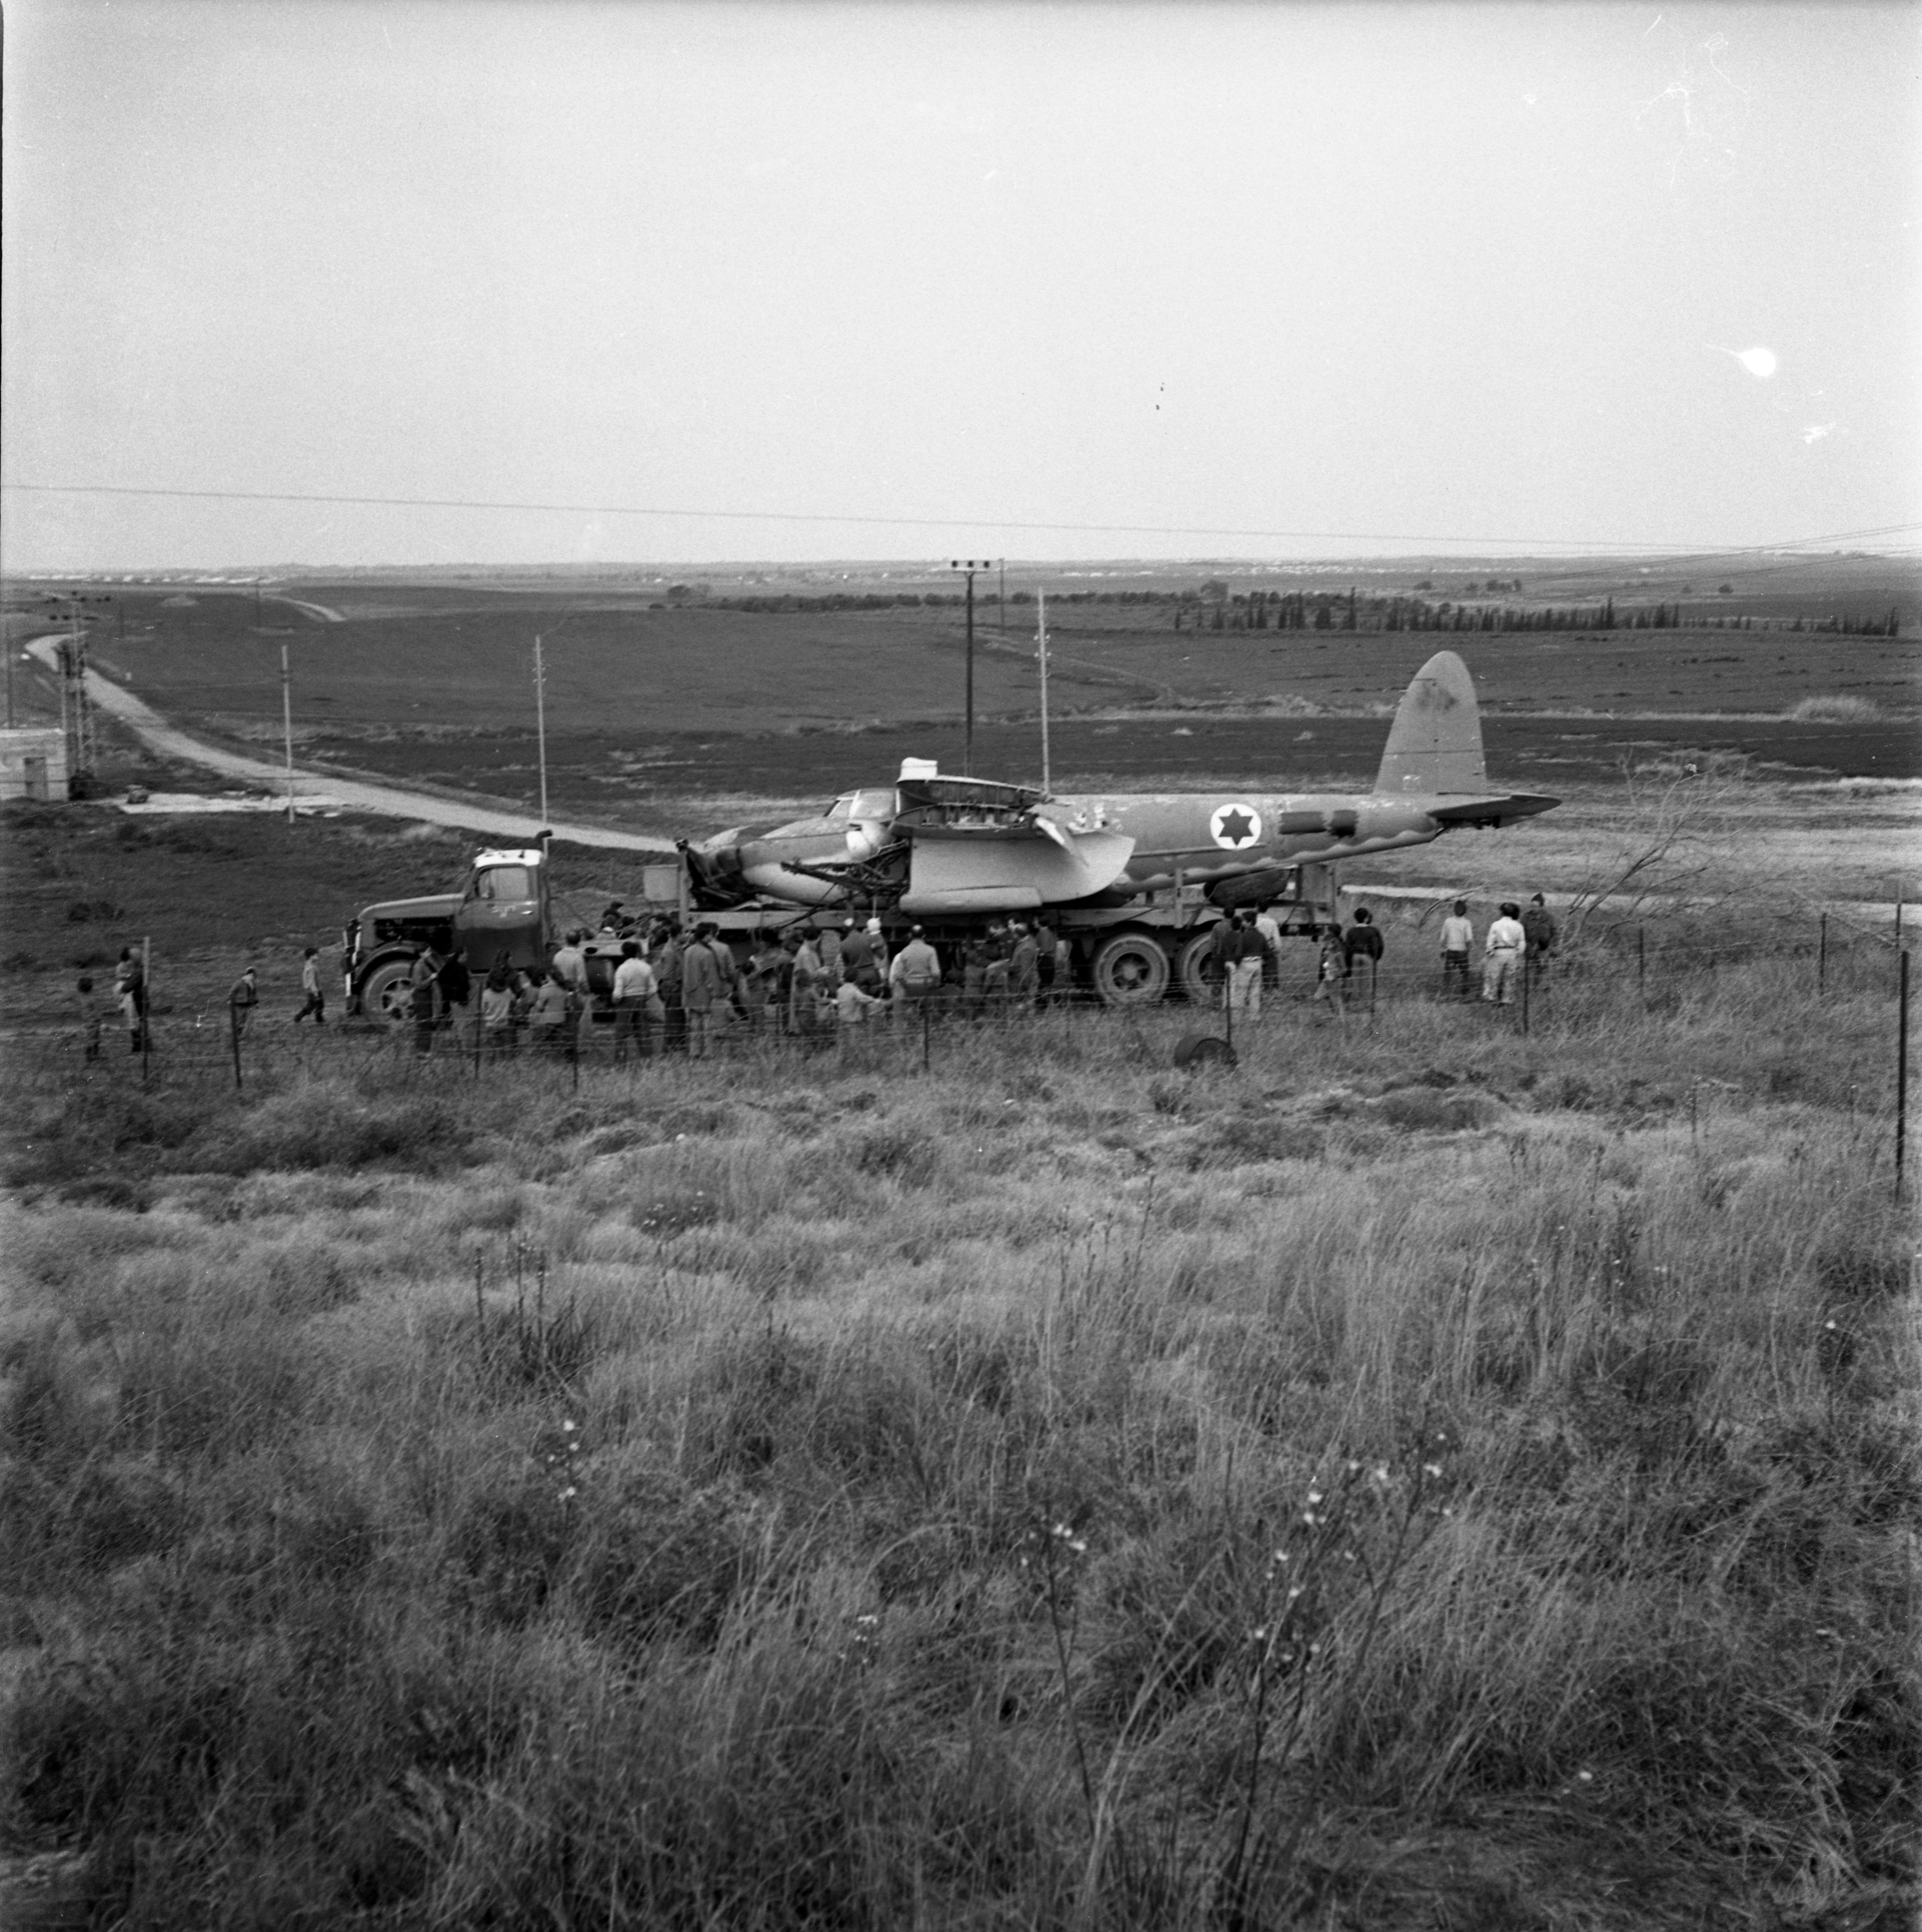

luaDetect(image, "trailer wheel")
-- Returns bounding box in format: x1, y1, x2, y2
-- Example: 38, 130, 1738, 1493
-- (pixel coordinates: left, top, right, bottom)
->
1088, 931, 1171, 1005
1176, 930, 1219, 1004
357, 957, 416, 1028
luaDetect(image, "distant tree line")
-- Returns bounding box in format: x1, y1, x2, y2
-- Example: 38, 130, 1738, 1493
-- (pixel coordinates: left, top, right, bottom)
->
1169, 590, 1905, 638
688, 584, 1903, 637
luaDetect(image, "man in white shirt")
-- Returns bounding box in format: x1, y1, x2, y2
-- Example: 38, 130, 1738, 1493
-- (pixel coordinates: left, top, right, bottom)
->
611, 940, 658, 1061
889, 926, 943, 1022
1482, 902, 1526, 1007
551, 929, 588, 993
1253, 903, 1283, 990
1440, 900, 1474, 999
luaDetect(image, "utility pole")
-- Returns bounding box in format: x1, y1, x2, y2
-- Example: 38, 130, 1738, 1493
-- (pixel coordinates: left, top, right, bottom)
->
949, 559, 989, 775
55, 598, 97, 785
1038, 590, 1051, 794
281, 643, 296, 824
998, 558, 1006, 636
534, 634, 549, 823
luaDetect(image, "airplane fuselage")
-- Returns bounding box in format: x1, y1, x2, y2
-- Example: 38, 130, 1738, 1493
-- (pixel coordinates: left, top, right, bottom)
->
1033, 790, 1457, 896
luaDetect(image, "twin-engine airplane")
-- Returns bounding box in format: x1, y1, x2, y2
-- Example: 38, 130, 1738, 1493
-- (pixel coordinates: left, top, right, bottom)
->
682, 650, 1556, 918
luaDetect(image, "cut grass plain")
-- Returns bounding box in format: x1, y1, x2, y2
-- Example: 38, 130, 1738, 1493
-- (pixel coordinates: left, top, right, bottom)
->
2, 937, 1915, 1929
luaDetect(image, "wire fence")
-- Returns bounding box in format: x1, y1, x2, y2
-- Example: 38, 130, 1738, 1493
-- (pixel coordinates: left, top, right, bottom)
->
4, 914, 1909, 1101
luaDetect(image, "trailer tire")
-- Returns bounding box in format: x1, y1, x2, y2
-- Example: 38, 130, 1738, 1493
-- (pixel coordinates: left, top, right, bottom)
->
1088, 931, 1171, 1005
357, 957, 417, 1028
1176, 931, 1219, 1004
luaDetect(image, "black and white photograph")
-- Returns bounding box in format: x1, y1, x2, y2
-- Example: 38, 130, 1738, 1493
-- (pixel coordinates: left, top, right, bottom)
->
2, 3, 1917, 1925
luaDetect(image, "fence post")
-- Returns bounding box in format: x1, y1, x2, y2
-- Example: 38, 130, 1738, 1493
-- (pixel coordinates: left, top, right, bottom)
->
1520, 951, 1530, 1035
228, 1004, 244, 1091
141, 935, 152, 1086
1897, 949, 1910, 1203
1819, 913, 1827, 995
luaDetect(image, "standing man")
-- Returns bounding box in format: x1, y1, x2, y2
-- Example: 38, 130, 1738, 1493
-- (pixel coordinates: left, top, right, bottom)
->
479, 964, 517, 1059
652, 920, 686, 1053
551, 928, 588, 995
1253, 901, 1284, 991
1440, 900, 1475, 999
293, 946, 327, 1025
682, 922, 736, 1061
889, 925, 942, 1021
1482, 902, 1526, 1006
839, 918, 878, 993
1312, 925, 1347, 1018
114, 946, 147, 1054
980, 924, 1013, 1010
228, 964, 260, 1037
409, 944, 443, 1055
528, 968, 575, 1061
436, 946, 472, 1036
611, 940, 657, 1063
1034, 918, 1059, 1005
788, 928, 825, 1037
1210, 911, 1259, 1017
1343, 906, 1384, 1003
1008, 923, 1040, 1010
1214, 911, 1267, 1019
1521, 893, 1558, 974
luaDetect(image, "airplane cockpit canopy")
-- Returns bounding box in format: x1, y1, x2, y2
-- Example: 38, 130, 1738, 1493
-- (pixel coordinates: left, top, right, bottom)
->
824, 788, 898, 822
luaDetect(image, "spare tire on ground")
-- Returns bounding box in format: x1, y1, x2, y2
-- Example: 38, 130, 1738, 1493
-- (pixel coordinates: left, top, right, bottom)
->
1172, 1031, 1236, 1071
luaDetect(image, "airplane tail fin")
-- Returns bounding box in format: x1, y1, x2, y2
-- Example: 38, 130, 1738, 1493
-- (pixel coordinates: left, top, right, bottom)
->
1374, 650, 1489, 796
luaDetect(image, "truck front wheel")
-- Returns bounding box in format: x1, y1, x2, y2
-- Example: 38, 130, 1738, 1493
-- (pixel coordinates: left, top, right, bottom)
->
1088, 931, 1171, 1006
357, 957, 416, 1028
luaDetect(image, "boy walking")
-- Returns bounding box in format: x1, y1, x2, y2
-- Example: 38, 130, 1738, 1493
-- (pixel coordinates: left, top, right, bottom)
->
294, 947, 326, 1024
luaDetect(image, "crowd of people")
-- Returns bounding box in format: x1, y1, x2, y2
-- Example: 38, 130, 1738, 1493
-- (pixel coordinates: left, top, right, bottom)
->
387, 911, 1057, 1062
79, 895, 1560, 1064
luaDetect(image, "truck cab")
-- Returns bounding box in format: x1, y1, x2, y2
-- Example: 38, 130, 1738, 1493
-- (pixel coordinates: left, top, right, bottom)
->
345, 846, 552, 1021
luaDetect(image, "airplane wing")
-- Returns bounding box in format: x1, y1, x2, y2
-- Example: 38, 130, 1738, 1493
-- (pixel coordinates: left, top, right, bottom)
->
1422, 793, 1560, 827
899, 827, 1136, 914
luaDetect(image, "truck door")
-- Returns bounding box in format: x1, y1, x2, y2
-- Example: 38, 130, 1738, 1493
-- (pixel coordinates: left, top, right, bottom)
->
454, 862, 546, 975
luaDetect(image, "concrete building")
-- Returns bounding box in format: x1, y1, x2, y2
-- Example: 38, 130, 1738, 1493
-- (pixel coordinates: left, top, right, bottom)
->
0, 727, 70, 801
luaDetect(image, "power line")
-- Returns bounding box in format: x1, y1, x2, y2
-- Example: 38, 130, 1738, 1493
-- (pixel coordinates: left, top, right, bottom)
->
4, 478, 1917, 559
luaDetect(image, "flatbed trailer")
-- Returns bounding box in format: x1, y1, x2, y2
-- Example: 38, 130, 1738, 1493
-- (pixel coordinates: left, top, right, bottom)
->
613, 855, 1343, 1005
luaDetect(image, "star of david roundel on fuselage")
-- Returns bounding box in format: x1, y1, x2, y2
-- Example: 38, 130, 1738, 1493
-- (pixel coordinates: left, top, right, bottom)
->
1209, 802, 1262, 850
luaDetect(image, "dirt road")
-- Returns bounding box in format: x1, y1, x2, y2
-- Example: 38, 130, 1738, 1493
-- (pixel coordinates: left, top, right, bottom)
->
23, 637, 676, 855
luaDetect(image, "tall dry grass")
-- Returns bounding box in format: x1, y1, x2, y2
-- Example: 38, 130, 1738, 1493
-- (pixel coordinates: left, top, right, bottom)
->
2, 950, 1915, 1928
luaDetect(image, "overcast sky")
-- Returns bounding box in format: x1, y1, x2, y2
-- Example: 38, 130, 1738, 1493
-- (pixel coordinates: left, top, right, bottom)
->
3, 1, 1917, 570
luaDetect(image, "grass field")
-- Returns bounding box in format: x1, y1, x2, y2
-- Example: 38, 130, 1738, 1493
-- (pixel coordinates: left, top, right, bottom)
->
2, 914, 1915, 1928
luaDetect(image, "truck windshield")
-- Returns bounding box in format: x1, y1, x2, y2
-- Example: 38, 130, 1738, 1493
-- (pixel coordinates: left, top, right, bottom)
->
473, 867, 534, 901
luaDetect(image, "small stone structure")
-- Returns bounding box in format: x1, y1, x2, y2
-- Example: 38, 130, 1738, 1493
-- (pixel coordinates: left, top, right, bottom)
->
0, 727, 70, 801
